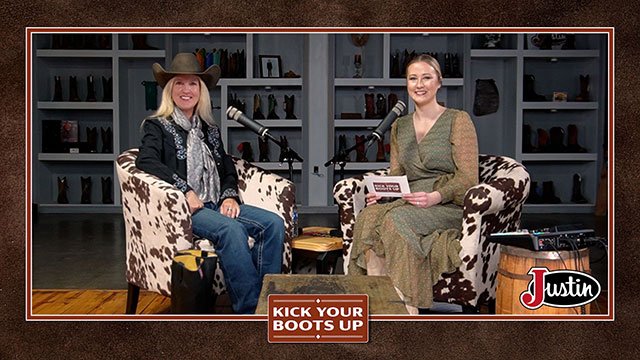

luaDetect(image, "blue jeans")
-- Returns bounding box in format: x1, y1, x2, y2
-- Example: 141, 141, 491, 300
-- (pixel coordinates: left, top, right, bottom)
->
191, 202, 284, 314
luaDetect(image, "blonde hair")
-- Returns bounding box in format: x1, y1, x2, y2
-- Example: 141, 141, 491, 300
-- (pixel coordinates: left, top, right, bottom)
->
151, 77, 214, 126
406, 54, 443, 84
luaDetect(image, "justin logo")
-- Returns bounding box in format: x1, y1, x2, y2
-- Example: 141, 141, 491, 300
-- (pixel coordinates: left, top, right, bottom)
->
519, 267, 601, 310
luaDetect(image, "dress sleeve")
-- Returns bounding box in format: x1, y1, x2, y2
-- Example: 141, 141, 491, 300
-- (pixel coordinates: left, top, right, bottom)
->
135, 119, 192, 194
436, 111, 479, 205
388, 121, 405, 176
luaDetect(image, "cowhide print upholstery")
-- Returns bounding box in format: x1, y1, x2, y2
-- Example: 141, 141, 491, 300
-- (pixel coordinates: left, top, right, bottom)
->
332, 154, 530, 308
116, 148, 296, 297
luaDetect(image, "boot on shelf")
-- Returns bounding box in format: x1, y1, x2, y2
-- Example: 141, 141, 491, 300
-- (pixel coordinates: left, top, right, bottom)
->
284, 95, 296, 119
53, 76, 63, 101
355, 135, 368, 162
253, 94, 265, 119
86, 74, 97, 102
526, 181, 543, 204
267, 94, 280, 119
98, 34, 111, 50
567, 124, 587, 153
375, 93, 386, 119
101, 127, 112, 153
388, 93, 399, 110
338, 134, 350, 162
69, 76, 81, 102
102, 176, 113, 204
451, 54, 463, 78
562, 34, 576, 50
391, 51, 400, 78
523, 124, 538, 153
86, 127, 98, 153
401, 49, 411, 77
57, 177, 69, 204
364, 93, 376, 119
102, 76, 113, 102
220, 49, 228, 77
376, 139, 386, 162
575, 74, 591, 102
548, 126, 566, 153
81, 176, 92, 204
131, 34, 157, 50
523, 74, 546, 101
228, 51, 238, 77
279, 136, 289, 163
443, 53, 452, 78
537, 128, 549, 152
258, 136, 270, 162
541, 181, 561, 204
571, 173, 588, 204
195, 48, 206, 71
52, 34, 62, 49
237, 141, 254, 162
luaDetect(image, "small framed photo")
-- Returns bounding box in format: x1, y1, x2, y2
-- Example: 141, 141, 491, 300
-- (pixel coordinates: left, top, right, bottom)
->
553, 92, 568, 102
259, 55, 282, 78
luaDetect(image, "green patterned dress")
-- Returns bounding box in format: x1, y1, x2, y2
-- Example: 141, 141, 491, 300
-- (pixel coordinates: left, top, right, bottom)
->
349, 108, 479, 308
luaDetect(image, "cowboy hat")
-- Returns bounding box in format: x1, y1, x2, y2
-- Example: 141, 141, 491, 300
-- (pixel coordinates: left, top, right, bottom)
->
152, 52, 221, 90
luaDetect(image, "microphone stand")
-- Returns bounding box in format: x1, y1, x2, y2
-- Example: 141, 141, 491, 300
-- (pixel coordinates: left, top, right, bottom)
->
262, 133, 303, 181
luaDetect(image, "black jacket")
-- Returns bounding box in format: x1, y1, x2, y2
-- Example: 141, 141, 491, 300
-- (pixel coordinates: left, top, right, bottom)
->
136, 117, 241, 205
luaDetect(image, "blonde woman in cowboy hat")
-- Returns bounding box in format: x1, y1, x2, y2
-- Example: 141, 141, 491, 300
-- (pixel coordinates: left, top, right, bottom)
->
136, 53, 285, 314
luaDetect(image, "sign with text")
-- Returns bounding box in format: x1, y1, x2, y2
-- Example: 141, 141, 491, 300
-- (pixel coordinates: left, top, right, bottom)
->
268, 294, 368, 343
363, 175, 410, 197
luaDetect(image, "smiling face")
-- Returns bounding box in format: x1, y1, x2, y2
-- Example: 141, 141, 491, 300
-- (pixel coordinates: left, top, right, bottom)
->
171, 74, 201, 118
406, 61, 442, 107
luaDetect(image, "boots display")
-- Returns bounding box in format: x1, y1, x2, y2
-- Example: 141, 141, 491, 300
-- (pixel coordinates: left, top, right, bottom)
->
567, 124, 587, 153
279, 136, 289, 163
86, 127, 98, 153
391, 51, 400, 78
220, 49, 228, 77
102, 176, 113, 204
53, 76, 63, 101
258, 136, 270, 162
267, 94, 280, 119
237, 141, 254, 162
355, 135, 368, 162
101, 127, 112, 153
284, 95, 296, 119
375, 93, 386, 118
57, 177, 69, 204
575, 74, 590, 102
526, 181, 542, 204
86, 74, 97, 102
253, 94, 265, 119
102, 76, 112, 102
131, 34, 157, 50
364, 93, 376, 119
537, 128, 549, 152
388, 93, 399, 110
69, 76, 80, 102
451, 54, 462, 78
571, 174, 588, 204
523, 124, 538, 153
523, 74, 546, 101
541, 181, 561, 203
376, 139, 386, 162
338, 134, 350, 162
81, 176, 92, 204
548, 126, 566, 153
443, 53, 452, 78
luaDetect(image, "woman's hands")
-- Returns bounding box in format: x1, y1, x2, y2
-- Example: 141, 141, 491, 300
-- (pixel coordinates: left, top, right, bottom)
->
365, 192, 382, 207
219, 198, 240, 218
402, 191, 442, 208
186, 190, 204, 214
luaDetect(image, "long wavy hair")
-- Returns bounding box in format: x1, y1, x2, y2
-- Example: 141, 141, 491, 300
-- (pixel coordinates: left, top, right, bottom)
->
147, 76, 214, 126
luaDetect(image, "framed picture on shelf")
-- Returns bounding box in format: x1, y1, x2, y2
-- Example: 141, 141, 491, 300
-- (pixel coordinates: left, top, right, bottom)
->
259, 55, 282, 78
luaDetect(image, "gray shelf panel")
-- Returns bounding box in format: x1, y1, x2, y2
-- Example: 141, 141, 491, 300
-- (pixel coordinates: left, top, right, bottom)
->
37, 204, 122, 213
226, 119, 302, 128
220, 78, 302, 87
38, 153, 115, 161
523, 203, 595, 214
334, 78, 463, 87
251, 162, 302, 171
335, 120, 380, 127
470, 49, 518, 57
521, 153, 598, 161
522, 102, 598, 110
342, 162, 389, 171
37, 102, 115, 110
116, 50, 166, 58
36, 49, 114, 58
523, 50, 599, 58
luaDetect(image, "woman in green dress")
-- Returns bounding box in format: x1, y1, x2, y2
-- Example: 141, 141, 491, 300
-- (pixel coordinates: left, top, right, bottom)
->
349, 54, 479, 314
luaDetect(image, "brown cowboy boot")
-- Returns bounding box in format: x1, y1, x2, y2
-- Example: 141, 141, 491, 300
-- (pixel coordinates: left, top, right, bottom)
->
355, 135, 368, 162
376, 139, 386, 162
365, 93, 376, 119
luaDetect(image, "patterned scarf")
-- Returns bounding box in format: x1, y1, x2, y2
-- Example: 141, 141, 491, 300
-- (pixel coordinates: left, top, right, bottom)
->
171, 108, 220, 204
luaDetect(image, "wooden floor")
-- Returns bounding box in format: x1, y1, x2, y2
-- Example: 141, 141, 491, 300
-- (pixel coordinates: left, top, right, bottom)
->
31, 289, 608, 315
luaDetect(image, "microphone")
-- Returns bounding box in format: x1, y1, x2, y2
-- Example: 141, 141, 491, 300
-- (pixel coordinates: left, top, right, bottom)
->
227, 106, 276, 141
366, 100, 406, 147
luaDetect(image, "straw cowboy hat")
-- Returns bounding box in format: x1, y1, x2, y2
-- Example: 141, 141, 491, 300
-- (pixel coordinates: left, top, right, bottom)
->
152, 52, 221, 90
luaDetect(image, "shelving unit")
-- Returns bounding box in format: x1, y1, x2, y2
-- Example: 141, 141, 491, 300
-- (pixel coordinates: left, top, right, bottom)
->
31, 31, 607, 214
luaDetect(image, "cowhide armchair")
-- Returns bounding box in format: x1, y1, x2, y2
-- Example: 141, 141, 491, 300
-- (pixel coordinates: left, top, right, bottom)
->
116, 148, 296, 314
333, 154, 530, 312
